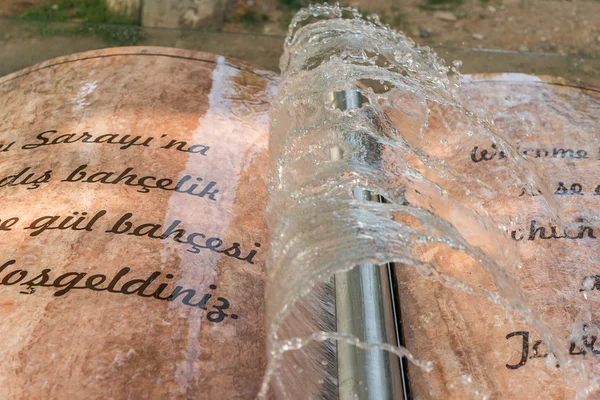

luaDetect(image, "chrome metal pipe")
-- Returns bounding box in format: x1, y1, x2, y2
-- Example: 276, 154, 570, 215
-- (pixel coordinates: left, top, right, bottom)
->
328, 89, 406, 400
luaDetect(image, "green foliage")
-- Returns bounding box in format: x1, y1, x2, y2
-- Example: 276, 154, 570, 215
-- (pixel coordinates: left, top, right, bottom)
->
21, 21, 144, 46
18, 0, 144, 45
419, 0, 464, 11
278, 0, 305, 12
238, 10, 269, 31
79, 23, 144, 45
20, 0, 138, 25
277, 0, 303, 30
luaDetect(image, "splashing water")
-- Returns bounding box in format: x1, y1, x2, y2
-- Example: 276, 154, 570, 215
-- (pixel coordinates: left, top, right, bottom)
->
262, 4, 599, 398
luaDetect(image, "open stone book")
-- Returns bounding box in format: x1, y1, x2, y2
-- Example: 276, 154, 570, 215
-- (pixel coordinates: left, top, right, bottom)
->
0, 7, 599, 400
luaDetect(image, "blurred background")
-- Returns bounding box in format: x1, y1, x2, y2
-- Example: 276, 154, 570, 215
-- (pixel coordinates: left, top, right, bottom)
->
0, 0, 599, 84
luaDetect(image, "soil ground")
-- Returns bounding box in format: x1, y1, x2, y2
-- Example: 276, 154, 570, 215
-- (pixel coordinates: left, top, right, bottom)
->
0, 0, 599, 84
226, 0, 600, 58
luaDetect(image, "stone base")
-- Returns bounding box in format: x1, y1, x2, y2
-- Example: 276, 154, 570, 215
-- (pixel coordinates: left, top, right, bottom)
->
141, 0, 233, 29
105, 0, 141, 19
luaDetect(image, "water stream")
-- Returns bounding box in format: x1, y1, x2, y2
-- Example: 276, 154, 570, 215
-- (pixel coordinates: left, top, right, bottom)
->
261, 5, 599, 398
